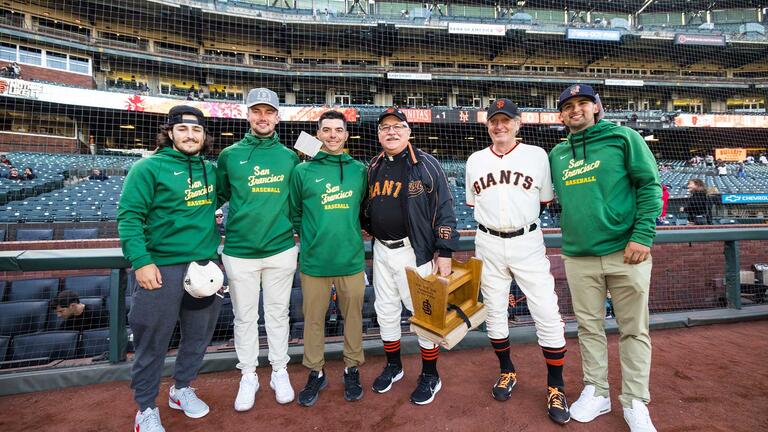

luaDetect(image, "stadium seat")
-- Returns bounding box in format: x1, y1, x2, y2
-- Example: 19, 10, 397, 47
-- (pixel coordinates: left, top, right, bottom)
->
49, 296, 109, 330
62, 227, 99, 240
81, 327, 110, 358
0, 335, 8, 362
15, 228, 54, 241
0, 300, 49, 336
7, 278, 59, 301
0, 228, 5, 241
0, 281, 5, 301
63, 275, 111, 298
9, 330, 79, 363
214, 296, 235, 342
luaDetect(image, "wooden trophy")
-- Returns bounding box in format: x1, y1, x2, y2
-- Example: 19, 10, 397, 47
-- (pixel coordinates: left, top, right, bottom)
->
406, 257, 483, 338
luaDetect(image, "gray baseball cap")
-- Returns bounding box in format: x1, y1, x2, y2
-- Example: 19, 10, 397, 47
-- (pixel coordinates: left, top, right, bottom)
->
245, 87, 279, 109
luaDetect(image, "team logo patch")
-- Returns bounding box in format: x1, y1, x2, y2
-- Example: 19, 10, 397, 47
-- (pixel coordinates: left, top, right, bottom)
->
386, 108, 394, 113
438, 226, 452, 240
408, 180, 424, 197
496, 99, 505, 109
570, 85, 580, 96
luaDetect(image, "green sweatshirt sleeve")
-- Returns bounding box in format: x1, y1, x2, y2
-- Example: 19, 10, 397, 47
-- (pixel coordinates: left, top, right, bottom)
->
117, 162, 156, 269
624, 130, 662, 247
216, 150, 231, 208
288, 164, 303, 233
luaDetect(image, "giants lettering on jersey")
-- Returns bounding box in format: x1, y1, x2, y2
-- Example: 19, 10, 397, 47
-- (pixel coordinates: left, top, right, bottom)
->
473, 170, 533, 194
369, 180, 403, 199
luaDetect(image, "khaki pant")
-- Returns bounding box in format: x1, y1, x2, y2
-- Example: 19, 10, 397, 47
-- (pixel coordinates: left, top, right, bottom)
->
562, 251, 652, 408
301, 271, 366, 370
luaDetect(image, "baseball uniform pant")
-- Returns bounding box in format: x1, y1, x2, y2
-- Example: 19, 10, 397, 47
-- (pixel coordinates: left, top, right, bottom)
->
129, 263, 223, 411
563, 250, 652, 408
300, 271, 366, 370
222, 246, 298, 374
372, 239, 437, 349
474, 227, 565, 347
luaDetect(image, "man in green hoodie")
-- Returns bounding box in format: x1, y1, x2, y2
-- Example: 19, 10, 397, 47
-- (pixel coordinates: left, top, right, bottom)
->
217, 87, 300, 411
548, 84, 661, 432
289, 110, 368, 407
119, 105, 222, 432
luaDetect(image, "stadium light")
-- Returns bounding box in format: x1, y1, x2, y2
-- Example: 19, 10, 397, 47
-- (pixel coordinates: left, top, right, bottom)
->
428, 136, 439, 140
221, 132, 234, 136
644, 135, 658, 142
349, 135, 361, 139
119, 125, 134, 129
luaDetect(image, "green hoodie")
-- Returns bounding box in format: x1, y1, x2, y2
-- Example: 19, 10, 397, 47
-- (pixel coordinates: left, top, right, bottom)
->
118, 146, 220, 269
216, 132, 300, 258
289, 151, 367, 277
549, 119, 661, 257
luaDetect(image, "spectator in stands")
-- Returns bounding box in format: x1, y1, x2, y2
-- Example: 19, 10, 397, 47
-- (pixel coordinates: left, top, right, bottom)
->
760, 154, 768, 165
716, 161, 728, 176
215, 208, 225, 236
22, 167, 35, 180
6, 167, 21, 180
746, 155, 755, 164
216, 87, 299, 411
361, 107, 458, 406
0, 154, 11, 165
89, 168, 109, 181
737, 162, 746, 178
50, 290, 108, 331
118, 105, 222, 431
549, 84, 661, 432
682, 178, 711, 225
289, 110, 368, 406
705, 154, 715, 167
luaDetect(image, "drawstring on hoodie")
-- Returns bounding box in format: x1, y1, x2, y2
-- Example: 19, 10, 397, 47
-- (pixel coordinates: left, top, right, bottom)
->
338, 157, 344, 183
568, 132, 588, 161
186, 156, 211, 199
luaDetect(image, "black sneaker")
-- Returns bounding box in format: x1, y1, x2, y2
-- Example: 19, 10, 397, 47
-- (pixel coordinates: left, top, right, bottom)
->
409, 373, 442, 405
343, 367, 364, 402
547, 386, 571, 425
492, 371, 517, 401
297, 370, 327, 407
371, 363, 403, 393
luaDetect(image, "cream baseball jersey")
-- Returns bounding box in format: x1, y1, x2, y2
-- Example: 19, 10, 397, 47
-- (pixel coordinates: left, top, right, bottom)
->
465, 144, 554, 230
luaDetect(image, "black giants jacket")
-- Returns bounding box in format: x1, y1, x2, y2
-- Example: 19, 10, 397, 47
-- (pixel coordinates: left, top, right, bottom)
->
362, 143, 459, 266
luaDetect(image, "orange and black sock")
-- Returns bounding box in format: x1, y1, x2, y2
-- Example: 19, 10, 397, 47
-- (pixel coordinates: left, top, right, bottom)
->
542, 346, 566, 388
420, 346, 440, 376
383, 340, 401, 366
491, 337, 515, 373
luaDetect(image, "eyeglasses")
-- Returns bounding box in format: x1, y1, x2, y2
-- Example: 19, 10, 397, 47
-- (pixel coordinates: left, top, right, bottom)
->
215, 214, 223, 218
378, 124, 408, 133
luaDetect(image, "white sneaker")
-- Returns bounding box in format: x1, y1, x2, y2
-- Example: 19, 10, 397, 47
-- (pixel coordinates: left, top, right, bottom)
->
570, 385, 611, 423
168, 385, 210, 418
269, 368, 295, 404
234, 373, 259, 412
134, 407, 165, 432
623, 400, 657, 432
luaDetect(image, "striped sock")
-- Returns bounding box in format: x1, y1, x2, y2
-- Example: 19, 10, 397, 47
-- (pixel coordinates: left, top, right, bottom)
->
542, 346, 566, 388
383, 340, 401, 366
420, 346, 440, 376
490, 337, 515, 373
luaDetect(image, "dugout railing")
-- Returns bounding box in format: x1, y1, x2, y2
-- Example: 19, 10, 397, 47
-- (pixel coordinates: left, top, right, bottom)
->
1, 227, 767, 365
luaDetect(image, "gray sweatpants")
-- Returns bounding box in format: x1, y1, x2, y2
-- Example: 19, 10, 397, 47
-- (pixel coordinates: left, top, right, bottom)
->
129, 263, 222, 411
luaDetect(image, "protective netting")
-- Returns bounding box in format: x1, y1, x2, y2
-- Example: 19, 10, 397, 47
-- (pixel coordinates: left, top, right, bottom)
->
0, 0, 767, 369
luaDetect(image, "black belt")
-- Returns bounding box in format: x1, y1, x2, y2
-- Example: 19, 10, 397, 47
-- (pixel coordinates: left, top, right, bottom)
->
478, 223, 537, 238
378, 238, 410, 249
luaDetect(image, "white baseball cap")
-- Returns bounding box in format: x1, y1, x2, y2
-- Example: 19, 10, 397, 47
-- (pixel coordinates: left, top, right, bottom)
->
183, 260, 224, 298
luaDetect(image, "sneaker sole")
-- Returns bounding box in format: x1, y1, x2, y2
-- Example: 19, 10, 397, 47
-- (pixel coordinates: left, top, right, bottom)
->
371, 369, 404, 394
571, 406, 611, 423
548, 412, 571, 425
410, 379, 442, 405
298, 378, 328, 407
168, 398, 210, 419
